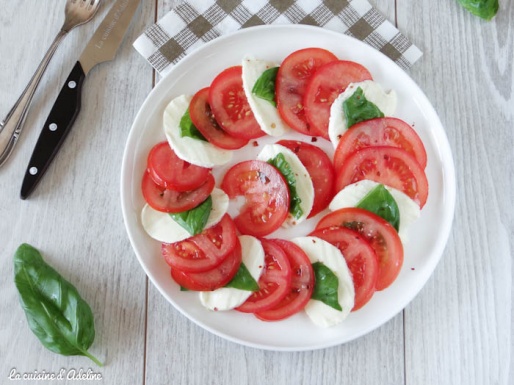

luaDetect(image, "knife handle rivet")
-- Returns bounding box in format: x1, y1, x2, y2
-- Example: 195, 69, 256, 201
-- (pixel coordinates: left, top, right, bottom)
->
68, 81, 77, 89
29, 167, 38, 175
49, 123, 58, 131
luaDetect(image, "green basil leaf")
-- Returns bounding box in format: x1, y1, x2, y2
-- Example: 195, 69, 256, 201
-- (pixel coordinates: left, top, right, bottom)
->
267, 153, 303, 219
311, 262, 342, 311
169, 195, 212, 236
14, 244, 102, 366
179, 107, 207, 141
252, 67, 279, 107
356, 184, 400, 231
343, 86, 384, 128
224, 262, 259, 291
456, 0, 498, 20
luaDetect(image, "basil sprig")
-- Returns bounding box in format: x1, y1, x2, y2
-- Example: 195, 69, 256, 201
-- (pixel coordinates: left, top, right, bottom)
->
252, 67, 279, 107
14, 244, 102, 366
343, 86, 384, 128
179, 108, 207, 141
169, 195, 212, 236
311, 262, 342, 311
457, 0, 498, 20
225, 262, 259, 291
356, 184, 400, 231
267, 153, 303, 220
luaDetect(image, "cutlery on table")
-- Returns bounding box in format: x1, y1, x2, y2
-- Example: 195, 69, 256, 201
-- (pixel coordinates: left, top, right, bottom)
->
0, 0, 102, 167
20, 0, 141, 199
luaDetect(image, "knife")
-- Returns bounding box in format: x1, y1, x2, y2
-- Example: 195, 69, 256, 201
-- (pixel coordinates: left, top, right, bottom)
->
20, 0, 141, 199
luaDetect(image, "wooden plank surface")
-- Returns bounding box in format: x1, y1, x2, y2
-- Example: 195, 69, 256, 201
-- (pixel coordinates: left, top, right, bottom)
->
398, 0, 513, 384
0, 0, 155, 383
0, 0, 511, 384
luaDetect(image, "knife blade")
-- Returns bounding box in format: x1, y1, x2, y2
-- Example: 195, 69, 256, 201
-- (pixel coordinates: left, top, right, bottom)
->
20, 0, 141, 199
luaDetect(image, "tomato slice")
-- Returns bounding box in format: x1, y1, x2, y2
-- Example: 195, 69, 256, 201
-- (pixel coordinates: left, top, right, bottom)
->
208, 66, 265, 140
277, 139, 335, 217
147, 141, 212, 191
189, 87, 248, 150
221, 160, 290, 237
255, 239, 314, 321
236, 239, 292, 313
141, 171, 215, 213
170, 237, 242, 291
162, 214, 237, 273
315, 207, 403, 290
303, 60, 373, 139
309, 227, 378, 311
333, 117, 427, 172
335, 146, 429, 208
276, 48, 338, 136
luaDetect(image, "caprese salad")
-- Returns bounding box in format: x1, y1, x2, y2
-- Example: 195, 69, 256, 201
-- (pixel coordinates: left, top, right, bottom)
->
140, 47, 429, 328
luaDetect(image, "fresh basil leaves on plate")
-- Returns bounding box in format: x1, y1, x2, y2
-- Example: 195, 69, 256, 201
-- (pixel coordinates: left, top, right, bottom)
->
252, 66, 279, 106
169, 195, 213, 235
267, 153, 303, 220
13, 244, 102, 366
311, 262, 342, 311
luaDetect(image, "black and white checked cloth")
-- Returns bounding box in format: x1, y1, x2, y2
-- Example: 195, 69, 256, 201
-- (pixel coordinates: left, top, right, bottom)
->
133, 0, 422, 77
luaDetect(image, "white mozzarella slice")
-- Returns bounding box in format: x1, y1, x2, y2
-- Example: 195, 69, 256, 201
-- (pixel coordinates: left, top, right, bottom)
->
329, 180, 420, 243
291, 236, 355, 328
256, 144, 314, 226
328, 80, 397, 148
199, 235, 265, 311
242, 56, 290, 137
163, 94, 232, 167
141, 188, 229, 243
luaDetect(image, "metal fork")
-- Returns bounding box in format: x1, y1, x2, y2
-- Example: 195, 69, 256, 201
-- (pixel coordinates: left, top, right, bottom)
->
0, 0, 102, 167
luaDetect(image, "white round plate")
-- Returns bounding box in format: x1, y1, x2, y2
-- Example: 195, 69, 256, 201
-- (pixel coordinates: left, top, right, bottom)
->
121, 25, 456, 351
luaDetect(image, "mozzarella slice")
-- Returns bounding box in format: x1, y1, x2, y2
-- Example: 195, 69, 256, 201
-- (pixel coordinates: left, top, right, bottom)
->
256, 144, 314, 226
291, 236, 355, 328
163, 94, 232, 167
242, 56, 290, 137
328, 80, 397, 148
329, 180, 420, 243
141, 188, 229, 243
199, 235, 265, 311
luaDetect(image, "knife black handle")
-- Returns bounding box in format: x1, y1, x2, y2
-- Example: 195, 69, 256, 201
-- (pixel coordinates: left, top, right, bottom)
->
20, 61, 86, 199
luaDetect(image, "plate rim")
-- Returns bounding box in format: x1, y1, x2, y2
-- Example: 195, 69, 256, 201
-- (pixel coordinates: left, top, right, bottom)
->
121, 24, 456, 351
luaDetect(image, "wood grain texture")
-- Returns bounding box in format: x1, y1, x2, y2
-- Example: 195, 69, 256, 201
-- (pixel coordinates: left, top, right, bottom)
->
0, 0, 155, 383
398, 0, 513, 384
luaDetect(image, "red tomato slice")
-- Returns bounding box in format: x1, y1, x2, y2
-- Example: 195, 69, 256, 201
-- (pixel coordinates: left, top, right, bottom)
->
208, 66, 265, 140
333, 117, 427, 172
277, 139, 335, 217
141, 171, 215, 213
162, 214, 237, 273
276, 48, 338, 136
255, 239, 314, 321
147, 141, 212, 191
309, 227, 378, 311
170, 237, 242, 291
236, 239, 292, 313
315, 207, 403, 290
335, 146, 429, 208
189, 87, 248, 150
303, 60, 373, 139
221, 160, 290, 237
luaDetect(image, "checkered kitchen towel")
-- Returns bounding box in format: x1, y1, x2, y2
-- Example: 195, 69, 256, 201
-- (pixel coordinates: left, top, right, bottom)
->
134, 0, 422, 77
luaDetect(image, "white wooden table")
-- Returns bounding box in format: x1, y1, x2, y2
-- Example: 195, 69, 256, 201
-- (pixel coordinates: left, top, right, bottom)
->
1, 1, 512, 384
